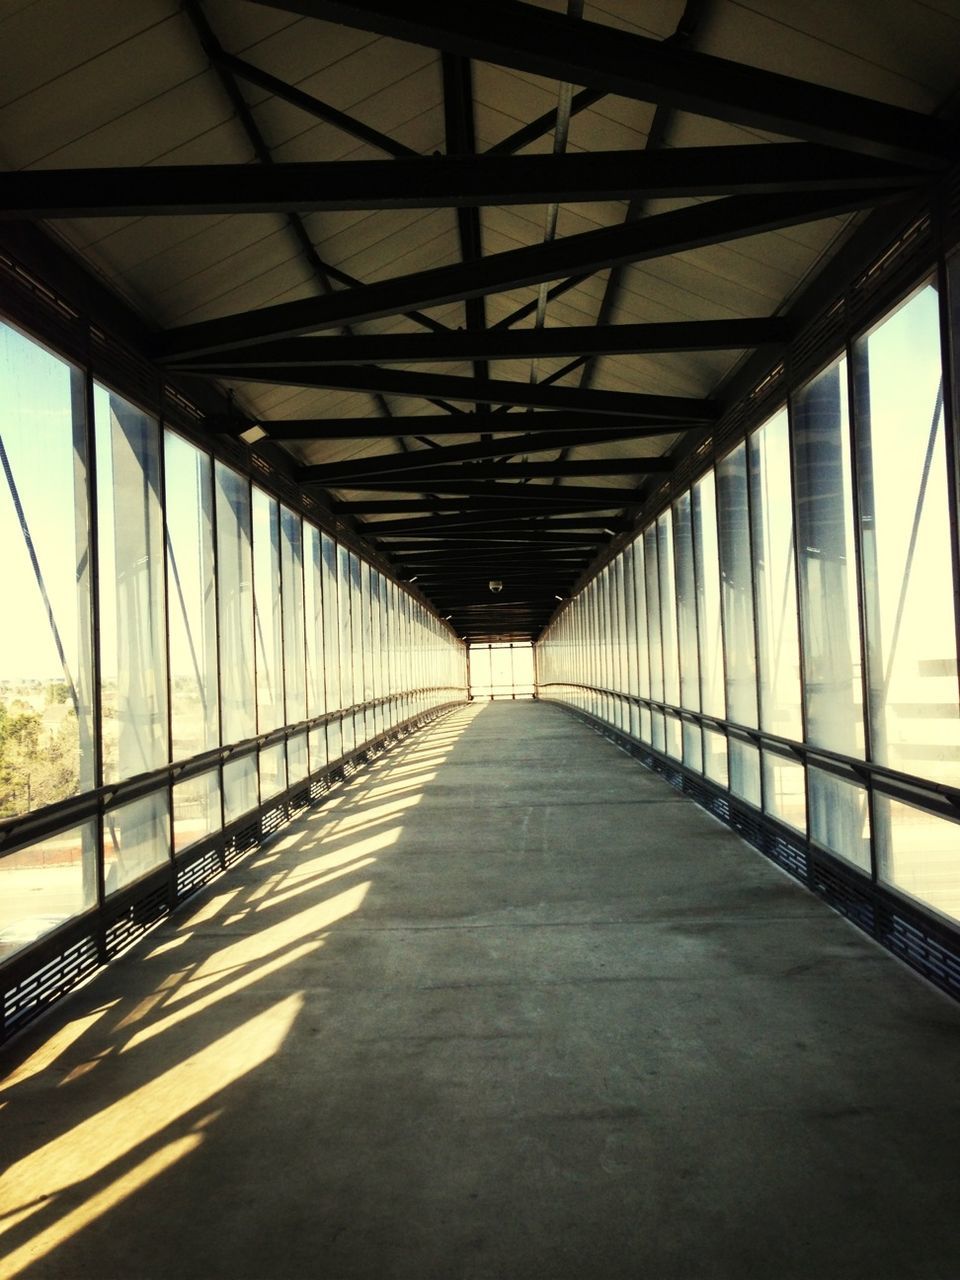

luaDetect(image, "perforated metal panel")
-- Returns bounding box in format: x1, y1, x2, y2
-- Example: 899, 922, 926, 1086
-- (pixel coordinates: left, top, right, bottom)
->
2, 934, 99, 1039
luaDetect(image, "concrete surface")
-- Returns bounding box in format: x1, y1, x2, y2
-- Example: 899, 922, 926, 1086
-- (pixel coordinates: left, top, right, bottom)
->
2, 700, 960, 1280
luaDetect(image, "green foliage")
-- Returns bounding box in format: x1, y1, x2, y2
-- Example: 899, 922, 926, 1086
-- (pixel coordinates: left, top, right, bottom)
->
46, 681, 71, 705
0, 699, 79, 818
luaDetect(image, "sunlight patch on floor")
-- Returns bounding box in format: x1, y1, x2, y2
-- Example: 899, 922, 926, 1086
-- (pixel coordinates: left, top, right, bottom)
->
0, 995, 302, 1273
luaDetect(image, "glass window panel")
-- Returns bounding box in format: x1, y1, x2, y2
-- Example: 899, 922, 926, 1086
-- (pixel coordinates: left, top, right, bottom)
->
173, 769, 221, 855
716, 443, 758, 729
308, 725, 327, 774
704, 727, 728, 788
165, 432, 219, 762
304, 524, 325, 720
0, 822, 97, 959
792, 358, 864, 758
350, 553, 366, 740
750, 409, 803, 741
253, 488, 283, 734
640, 705, 652, 744
216, 462, 255, 744
103, 790, 170, 895
728, 739, 761, 808
370, 571, 382, 731
808, 767, 870, 872
651, 709, 665, 752
259, 741, 287, 800
95, 385, 167, 781
361, 562, 374, 703
693, 470, 725, 719
658, 513, 680, 708
876, 796, 960, 926
321, 535, 341, 759
223, 753, 258, 824
612, 555, 626, 696
287, 731, 309, 785
0, 324, 95, 819
854, 283, 960, 788
683, 721, 703, 773
634, 534, 650, 700
761, 751, 806, 834
338, 544, 354, 752
622, 544, 638, 698
674, 495, 700, 713
281, 506, 306, 726
644, 526, 663, 701
665, 713, 682, 760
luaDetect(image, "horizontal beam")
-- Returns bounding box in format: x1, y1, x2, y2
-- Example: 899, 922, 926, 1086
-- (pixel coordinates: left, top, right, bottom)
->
367, 514, 615, 533
176, 316, 788, 369
337, 480, 642, 503
420, 576, 580, 588
400, 557, 592, 568
249, 0, 954, 166
344, 497, 612, 515
0, 147, 920, 221
351, 496, 623, 514
299, 429, 661, 484
259, 411, 700, 440
396, 548, 594, 560
312, 459, 669, 485
185, 364, 720, 420
388, 534, 603, 548
157, 189, 900, 358
380, 531, 604, 546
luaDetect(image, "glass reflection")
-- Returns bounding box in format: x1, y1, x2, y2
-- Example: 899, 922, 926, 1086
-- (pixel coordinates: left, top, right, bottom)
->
95, 385, 167, 782
0, 323, 94, 816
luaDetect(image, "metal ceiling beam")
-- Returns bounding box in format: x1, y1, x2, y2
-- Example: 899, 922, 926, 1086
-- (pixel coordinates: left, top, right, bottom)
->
342, 497, 616, 515
214, 50, 419, 158
574, 0, 710, 406
295, 429, 656, 483
387, 533, 604, 547
330, 480, 642, 503
191, 364, 720, 419
1, 147, 921, 220
390, 526, 599, 537
172, 317, 788, 368
486, 87, 604, 155
181, 0, 403, 449
397, 552, 593, 564
391, 545, 593, 555
345, 496, 626, 515
442, 52, 488, 404
307, 459, 670, 485
420, 573, 580, 585
156, 189, 901, 358
367, 513, 616, 532
248, 0, 955, 166
240, 411, 700, 440
376, 529, 605, 544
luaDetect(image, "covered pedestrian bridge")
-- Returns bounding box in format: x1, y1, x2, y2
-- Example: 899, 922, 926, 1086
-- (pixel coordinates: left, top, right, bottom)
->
2, 1, 960, 1275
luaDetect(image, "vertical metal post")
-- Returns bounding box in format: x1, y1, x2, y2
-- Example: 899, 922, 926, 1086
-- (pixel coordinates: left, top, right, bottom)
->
82, 354, 107, 960
784, 364, 816, 880
846, 329, 879, 885
745, 425, 766, 815
156, 408, 177, 907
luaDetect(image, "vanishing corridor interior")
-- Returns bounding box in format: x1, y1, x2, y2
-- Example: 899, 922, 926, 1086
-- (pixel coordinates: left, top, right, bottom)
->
3, 1, 960, 1276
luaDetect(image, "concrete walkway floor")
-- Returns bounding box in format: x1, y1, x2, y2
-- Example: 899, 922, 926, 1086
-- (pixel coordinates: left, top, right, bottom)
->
2, 701, 960, 1280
